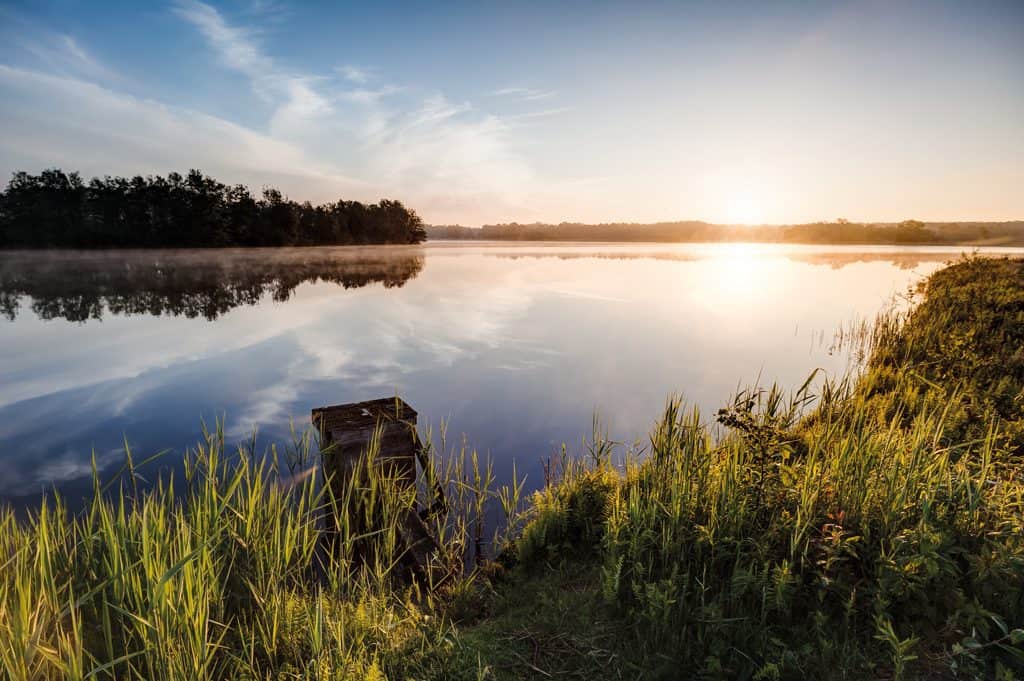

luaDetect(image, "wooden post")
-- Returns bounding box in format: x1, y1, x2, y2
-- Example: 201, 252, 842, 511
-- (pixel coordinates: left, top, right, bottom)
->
312, 397, 420, 501
311, 397, 449, 584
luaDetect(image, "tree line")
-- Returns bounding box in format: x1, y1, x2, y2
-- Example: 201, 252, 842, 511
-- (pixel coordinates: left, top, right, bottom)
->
0, 169, 427, 248
427, 218, 1024, 245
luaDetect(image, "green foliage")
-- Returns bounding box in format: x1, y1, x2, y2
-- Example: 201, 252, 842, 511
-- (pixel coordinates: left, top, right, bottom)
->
509, 388, 1024, 677
0, 168, 427, 248
0, 422, 507, 680
505, 258, 1024, 679
517, 465, 618, 567
857, 256, 1024, 457
2, 256, 1023, 679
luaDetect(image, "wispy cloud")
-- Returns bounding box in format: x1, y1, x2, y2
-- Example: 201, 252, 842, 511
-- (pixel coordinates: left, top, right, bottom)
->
506, 107, 571, 121
17, 30, 122, 84
337, 64, 373, 84
0, 0, 561, 224
172, 0, 335, 138
242, 0, 291, 22
172, 0, 310, 104
338, 85, 401, 104
491, 87, 556, 101
171, 0, 538, 219
0, 64, 364, 191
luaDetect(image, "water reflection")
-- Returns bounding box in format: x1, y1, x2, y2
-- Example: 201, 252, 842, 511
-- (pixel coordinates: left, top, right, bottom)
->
2, 243, 1022, 510
3, 244, 1012, 324
0, 247, 424, 321
485, 242, 1011, 271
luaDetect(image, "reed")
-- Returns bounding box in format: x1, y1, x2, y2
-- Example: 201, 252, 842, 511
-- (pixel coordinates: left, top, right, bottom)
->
0, 421, 516, 680
501, 257, 1024, 679
1, 256, 1022, 680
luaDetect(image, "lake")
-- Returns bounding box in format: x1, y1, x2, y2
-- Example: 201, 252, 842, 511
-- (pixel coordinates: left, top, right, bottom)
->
2, 242, 1021, 509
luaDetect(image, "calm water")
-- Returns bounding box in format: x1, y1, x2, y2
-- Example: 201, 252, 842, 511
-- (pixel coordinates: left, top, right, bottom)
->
2, 242, 1021, 508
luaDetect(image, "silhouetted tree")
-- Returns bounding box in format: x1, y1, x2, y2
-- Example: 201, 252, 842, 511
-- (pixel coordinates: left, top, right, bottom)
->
426, 219, 1024, 246
0, 169, 427, 248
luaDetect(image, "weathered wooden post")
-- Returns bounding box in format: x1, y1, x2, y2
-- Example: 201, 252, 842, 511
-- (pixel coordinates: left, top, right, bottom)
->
312, 397, 420, 493
311, 397, 447, 582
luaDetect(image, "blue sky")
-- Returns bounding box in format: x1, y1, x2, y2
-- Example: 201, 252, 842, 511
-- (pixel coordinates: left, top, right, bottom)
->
0, 0, 1022, 225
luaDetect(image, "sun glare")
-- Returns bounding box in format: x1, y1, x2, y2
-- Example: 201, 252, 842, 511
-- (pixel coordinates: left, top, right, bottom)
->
724, 194, 761, 225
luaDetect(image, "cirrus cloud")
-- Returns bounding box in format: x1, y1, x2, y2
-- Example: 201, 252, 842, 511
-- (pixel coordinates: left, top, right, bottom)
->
0, 1, 565, 224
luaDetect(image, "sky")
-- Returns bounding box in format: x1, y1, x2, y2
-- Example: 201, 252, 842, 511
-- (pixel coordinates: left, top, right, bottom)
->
0, 1, 1022, 226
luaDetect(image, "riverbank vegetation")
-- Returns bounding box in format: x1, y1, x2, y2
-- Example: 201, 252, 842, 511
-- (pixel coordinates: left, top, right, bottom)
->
2, 258, 1022, 680
0, 169, 427, 248
428, 219, 1024, 246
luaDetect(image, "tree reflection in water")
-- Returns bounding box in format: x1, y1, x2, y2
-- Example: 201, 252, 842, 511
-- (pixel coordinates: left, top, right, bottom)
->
0, 247, 425, 322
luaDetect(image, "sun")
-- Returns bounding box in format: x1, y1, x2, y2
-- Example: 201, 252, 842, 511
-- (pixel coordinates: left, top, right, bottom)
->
724, 194, 762, 225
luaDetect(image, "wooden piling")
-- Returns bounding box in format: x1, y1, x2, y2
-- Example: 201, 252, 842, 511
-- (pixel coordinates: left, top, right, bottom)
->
311, 397, 450, 585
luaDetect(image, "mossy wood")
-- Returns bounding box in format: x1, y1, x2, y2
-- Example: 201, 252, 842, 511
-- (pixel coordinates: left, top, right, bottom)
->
311, 397, 447, 581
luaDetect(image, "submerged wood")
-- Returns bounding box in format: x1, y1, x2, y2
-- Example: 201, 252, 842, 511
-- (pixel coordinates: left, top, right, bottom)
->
312, 397, 449, 584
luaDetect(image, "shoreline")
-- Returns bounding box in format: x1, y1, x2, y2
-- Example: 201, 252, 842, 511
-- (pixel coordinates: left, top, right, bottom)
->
2, 256, 1022, 679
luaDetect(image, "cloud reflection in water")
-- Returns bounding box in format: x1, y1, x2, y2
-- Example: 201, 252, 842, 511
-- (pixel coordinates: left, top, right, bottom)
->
2, 243, 1020, 507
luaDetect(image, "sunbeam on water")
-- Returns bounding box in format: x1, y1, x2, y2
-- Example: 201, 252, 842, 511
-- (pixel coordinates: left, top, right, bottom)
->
1, 241, 1021, 509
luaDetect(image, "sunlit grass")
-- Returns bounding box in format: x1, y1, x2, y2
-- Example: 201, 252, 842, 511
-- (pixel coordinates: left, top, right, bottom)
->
0, 421, 524, 680
1, 256, 1022, 680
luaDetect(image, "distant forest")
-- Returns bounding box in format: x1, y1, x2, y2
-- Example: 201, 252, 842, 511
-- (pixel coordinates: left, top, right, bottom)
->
428, 219, 1024, 246
0, 169, 427, 248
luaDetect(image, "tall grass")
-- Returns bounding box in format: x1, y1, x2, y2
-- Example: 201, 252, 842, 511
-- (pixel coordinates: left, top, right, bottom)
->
2, 256, 1022, 680
509, 258, 1024, 679
851, 256, 1024, 458
0, 421, 524, 680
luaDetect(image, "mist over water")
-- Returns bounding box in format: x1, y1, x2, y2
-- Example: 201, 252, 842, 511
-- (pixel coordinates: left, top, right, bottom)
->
2, 242, 1021, 508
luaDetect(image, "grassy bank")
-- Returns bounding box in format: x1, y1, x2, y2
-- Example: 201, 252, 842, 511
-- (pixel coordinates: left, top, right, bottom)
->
2, 258, 1023, 680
